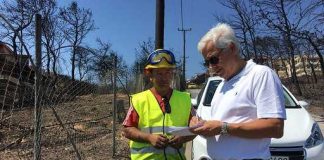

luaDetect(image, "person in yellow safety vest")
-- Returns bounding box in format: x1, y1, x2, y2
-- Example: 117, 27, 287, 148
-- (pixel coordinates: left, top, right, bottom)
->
122, 49, 196, 160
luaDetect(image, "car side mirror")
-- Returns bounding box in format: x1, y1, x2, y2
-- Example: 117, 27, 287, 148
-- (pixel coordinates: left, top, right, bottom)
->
191, 98, 198, 109
298, 100, 309, 108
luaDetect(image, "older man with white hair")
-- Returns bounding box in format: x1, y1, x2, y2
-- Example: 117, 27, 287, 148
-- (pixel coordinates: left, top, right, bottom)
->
190, 23, 286, 160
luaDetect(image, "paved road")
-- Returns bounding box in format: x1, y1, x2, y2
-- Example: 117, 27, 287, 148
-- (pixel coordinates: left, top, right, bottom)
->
187, 89, 200, 99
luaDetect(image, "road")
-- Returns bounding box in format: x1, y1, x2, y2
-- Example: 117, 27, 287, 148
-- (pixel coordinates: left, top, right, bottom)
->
187, 89, 200, 99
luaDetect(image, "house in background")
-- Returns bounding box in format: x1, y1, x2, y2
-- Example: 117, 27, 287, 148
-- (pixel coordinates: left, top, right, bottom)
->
0, 42, 34, 108
276, 55, 322, 78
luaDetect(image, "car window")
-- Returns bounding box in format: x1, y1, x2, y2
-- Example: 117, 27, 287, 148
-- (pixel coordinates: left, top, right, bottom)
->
196, 82, 206, 108
283, 88, 299, 108
202, 80, 222, 107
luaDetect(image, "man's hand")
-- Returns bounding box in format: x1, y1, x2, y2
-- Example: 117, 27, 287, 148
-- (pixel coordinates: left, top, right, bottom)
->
148, 134, 169, 149
168, 136, 184, 149
190, 120, 222, 137
189, 116, 205, 128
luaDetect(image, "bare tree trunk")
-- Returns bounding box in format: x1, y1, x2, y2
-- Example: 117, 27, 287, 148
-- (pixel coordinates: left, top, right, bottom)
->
300, 53, 310, 84
279, 0, 302, 95
307, 54, 318, 83
71, 46, 76, 81
290, 55, 302, 96
247, 28, 258, 63
306, 37, 324, 77
280, 56, 290, 79
46, 45, 51, 74
242, 29, 251, 59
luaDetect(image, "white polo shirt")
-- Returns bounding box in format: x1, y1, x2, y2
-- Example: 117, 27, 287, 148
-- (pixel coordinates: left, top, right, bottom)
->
205, 60, 286, 159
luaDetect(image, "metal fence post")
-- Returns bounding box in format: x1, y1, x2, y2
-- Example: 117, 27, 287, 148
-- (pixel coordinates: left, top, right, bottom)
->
112, 54, 117, 156
34, 13, 42, 160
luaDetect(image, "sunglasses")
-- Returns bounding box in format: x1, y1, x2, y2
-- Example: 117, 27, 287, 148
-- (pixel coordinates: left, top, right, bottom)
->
147, 50, 176, 65
203, 48, 224, 67
203, 56, 219, 67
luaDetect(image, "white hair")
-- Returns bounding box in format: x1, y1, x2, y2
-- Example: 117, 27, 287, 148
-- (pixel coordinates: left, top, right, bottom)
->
197, 23, 239, 53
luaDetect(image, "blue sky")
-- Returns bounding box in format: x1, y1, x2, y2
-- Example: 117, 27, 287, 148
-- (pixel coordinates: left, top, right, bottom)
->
58, 0, 231, 79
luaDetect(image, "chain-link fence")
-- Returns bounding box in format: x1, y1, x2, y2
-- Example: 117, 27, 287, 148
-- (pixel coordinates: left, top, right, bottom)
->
0, 51, 131, 160
0, 58, 182, 160
0, 15, 128, 160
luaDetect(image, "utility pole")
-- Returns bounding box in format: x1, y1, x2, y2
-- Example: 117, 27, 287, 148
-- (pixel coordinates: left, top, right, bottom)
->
178, 0, 191, 91
155, 0, 164, 49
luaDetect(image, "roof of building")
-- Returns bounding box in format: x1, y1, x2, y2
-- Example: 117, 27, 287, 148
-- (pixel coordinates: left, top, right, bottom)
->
0, 41, 14, 55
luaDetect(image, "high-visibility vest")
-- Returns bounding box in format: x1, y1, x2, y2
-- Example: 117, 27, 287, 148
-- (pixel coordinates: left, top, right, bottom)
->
130, 89, 191, 160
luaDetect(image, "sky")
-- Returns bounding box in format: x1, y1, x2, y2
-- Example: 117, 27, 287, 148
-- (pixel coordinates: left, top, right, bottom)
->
58, 0, 231, 80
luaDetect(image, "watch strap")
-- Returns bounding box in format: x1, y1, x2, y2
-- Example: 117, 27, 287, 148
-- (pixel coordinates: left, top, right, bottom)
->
220, 122, 228, 135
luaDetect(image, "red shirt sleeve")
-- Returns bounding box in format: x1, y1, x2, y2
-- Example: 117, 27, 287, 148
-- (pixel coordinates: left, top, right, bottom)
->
122, 104, 139, 128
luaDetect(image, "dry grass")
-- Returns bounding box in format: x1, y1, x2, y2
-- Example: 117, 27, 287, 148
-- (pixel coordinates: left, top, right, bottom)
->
0, 94, 130, 160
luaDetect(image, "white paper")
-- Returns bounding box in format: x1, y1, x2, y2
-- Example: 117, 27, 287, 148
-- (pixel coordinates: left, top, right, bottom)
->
169, 127, 196, 136
168, 123, 203, 136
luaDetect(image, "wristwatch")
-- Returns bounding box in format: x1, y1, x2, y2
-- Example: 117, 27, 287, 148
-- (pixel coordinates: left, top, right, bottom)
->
220, 122, 228, 135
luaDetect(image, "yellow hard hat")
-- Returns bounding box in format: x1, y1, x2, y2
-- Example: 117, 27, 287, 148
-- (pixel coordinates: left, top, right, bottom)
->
145, 49, 176, 69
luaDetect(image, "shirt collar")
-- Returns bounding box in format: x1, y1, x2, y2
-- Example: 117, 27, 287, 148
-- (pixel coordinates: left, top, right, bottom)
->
226, 59, 255, 82
150, 87, 173, 100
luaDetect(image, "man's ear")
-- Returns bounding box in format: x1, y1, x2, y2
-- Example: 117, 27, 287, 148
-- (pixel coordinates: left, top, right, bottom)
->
144, 69, 154, 83
229, 42, 233, 50
144, 69, 152, 76
229, 42, 237, 53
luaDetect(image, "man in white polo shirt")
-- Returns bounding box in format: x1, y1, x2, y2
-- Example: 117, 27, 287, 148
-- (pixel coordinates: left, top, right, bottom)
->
190, 23, 286, 160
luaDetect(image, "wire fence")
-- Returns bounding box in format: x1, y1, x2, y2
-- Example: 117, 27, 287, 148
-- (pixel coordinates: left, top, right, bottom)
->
0, 50, 132, 159
0, 14, 130, 160
0, 54, 183, 160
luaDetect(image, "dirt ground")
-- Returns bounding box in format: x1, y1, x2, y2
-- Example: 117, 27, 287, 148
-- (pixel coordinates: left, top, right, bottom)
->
0, 94, 131, 160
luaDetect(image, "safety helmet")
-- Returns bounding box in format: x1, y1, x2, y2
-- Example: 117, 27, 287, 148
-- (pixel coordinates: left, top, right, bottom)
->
145, 49, 176, 69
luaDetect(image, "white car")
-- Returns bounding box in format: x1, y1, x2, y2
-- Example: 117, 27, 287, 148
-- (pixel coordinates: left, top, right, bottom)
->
191, 76, 324, 160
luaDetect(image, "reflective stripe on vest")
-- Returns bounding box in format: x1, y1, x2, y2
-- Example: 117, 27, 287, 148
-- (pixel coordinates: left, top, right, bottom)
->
130, 146, 185, 154
140, 126, 188, 134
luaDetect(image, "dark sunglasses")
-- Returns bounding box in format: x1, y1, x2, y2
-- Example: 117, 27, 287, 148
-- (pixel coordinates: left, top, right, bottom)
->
203, 48, 224, 67
162, 97, 171, 114
203, 56, 219, 67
